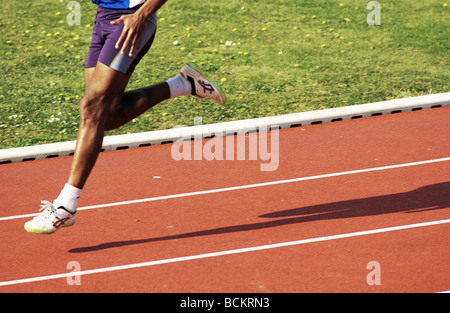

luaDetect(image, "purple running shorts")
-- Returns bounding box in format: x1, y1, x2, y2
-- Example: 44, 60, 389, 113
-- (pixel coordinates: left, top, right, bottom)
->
85, 5, 157, 75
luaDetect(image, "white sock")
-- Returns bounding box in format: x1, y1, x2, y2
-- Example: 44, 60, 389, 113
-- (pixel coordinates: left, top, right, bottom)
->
166, 74, 192, 98
54, 183, 82, 213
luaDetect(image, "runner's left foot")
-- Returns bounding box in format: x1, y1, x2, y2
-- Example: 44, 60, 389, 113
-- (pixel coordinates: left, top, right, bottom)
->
179, 62, 226, 105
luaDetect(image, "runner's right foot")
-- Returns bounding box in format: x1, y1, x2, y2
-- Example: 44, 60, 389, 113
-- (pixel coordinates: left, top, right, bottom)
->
24, 201, 76, 234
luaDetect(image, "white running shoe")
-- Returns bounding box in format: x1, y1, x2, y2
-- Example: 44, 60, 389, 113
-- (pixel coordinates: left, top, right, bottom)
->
179, 63, 226, 105
24, 201, 76, 234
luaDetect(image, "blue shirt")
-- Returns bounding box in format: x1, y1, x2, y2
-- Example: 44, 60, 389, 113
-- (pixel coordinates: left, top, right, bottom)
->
92, 0, 146, 9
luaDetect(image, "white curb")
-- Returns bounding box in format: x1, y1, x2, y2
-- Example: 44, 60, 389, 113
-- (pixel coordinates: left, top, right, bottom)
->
1, 92, 449, 164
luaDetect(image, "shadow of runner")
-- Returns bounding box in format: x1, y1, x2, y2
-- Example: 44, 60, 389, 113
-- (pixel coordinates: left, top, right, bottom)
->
69, 182, 450, 253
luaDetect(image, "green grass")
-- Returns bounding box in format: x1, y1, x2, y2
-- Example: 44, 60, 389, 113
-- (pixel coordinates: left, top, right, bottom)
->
0, 0, 448, 148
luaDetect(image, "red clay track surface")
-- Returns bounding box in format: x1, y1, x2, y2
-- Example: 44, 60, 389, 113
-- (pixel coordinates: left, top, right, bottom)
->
0, 107, 449, 293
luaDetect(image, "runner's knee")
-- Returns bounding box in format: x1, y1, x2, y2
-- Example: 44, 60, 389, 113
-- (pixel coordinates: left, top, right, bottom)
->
79, 90, 109, 125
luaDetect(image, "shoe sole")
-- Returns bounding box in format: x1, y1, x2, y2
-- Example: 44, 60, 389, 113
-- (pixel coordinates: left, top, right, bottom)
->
185, 62, 227, 105
24, 220, 75, 234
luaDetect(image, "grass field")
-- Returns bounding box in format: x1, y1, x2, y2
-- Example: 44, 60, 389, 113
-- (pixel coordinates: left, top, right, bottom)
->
0, 0, 448, 149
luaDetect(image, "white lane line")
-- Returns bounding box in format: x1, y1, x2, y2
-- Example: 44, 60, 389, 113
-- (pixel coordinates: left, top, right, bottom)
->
1, 157, 450, 222
0, 218, 449, 288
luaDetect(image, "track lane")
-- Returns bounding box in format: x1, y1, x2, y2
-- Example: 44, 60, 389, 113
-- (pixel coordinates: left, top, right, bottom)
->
0, 107, 449, 292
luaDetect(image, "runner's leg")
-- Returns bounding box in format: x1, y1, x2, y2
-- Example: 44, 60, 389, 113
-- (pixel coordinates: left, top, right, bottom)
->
85, 64, 171, 131
70, 62, 173, 189
105, 81, 170, 131
68, 62, 129, 189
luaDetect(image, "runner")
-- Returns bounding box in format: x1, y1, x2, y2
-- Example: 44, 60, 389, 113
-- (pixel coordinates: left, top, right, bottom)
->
24, 0, 226, 234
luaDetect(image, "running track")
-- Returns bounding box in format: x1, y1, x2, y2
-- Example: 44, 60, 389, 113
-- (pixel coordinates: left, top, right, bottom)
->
0, 106, 449, 293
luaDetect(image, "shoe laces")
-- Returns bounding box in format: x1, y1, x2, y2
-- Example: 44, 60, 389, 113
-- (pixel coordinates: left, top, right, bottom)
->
36, 200, 55, 220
